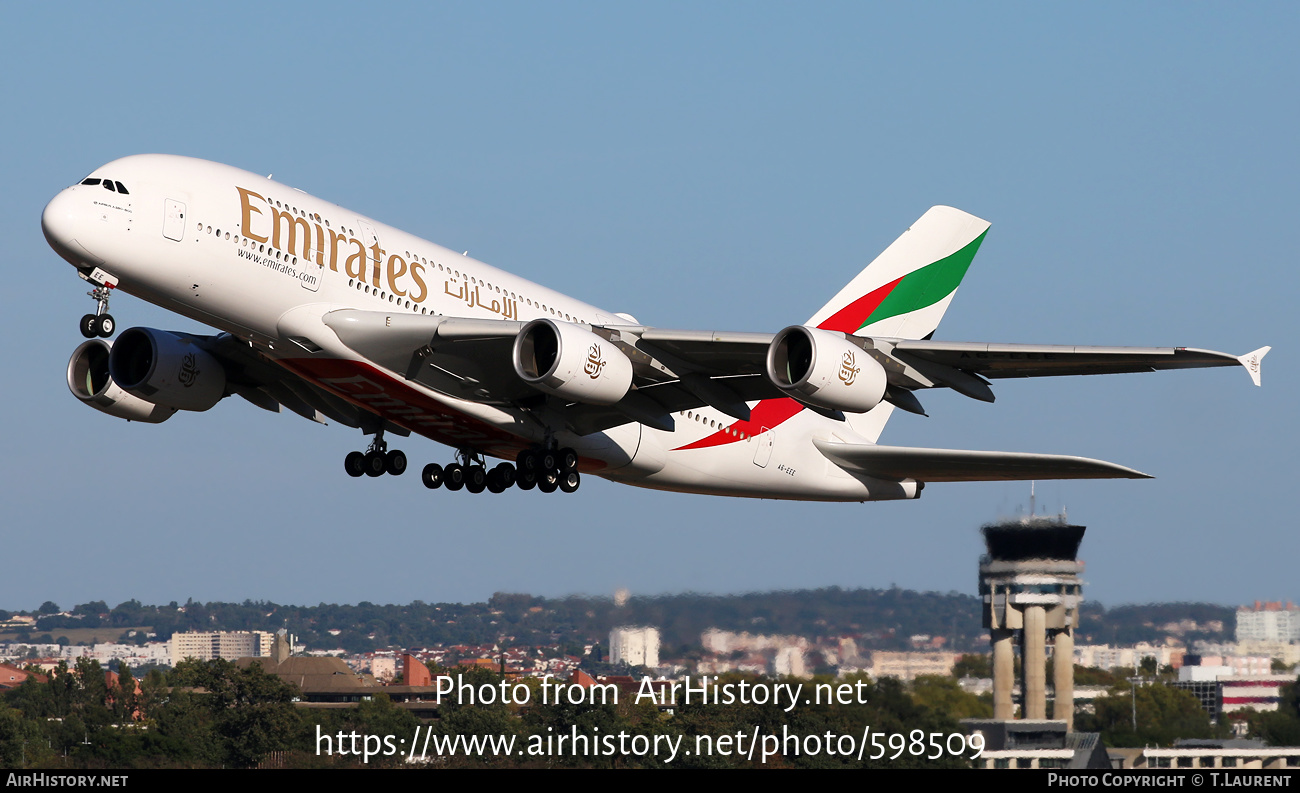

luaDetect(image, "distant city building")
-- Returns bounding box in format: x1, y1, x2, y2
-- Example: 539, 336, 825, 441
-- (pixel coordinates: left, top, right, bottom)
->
1074, 643, 1185, 671
0, 663, 47, 690
701, 629, 806, 655
610, 627, 659, 668
1174, 655, 1296, 721
1235, 641, 1300, 667
370, 656, 396, 682
1236, 602, 1300, 643
868, 651, 961, 681
235, 655, 380, 703
1220, 677, 1295, 716
964, 720, 1110, 770
1113, 740, 1300, 771
170, 631, 275, 665
1182, 654, 1274, 678
773, 647, 806, 678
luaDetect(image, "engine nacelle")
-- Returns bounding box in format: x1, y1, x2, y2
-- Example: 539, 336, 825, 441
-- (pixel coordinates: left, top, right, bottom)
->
766, 325, 888, 412
513, 319, 633, 405
67, 339, 175, 423
108, 328, 227, 412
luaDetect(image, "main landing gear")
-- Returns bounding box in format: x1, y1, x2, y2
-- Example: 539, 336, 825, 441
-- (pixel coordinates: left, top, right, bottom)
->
421, 446, 581, 494
79, 284, 116, 339
420, 450, 513, 494
344, 430, 407, 478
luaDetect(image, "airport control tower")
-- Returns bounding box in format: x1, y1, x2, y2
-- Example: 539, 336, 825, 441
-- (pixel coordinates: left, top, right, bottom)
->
979, 505, 1085, 730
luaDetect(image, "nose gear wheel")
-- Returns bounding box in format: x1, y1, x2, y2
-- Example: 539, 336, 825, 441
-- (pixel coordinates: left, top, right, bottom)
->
79, 284, 116, 338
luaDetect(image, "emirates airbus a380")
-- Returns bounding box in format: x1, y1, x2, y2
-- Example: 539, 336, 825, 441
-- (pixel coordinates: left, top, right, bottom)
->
43, 155, 1269, 500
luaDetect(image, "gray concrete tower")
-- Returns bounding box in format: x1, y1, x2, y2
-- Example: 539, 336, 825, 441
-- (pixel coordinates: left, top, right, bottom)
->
979, 512, 1085, 731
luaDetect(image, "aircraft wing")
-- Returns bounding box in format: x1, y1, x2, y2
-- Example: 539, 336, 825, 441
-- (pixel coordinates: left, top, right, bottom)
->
322, 311, 787, 434
604, 332, 1270, 389
323, 311, 537, 404
812, 439, 1152, 482
890, 341, 1270, 384
320, 309, 1268, 434
189, 333, 383, 432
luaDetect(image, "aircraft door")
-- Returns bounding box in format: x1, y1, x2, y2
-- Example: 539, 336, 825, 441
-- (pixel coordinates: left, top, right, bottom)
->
300, 257, 322, 292
162, 199, 186, 242
753, 427, 774, 468
357, 219, 380, 286
299, 227, 322, 293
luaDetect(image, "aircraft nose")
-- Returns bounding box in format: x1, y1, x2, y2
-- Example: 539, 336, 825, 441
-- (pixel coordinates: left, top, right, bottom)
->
42, 187, 94, 265
42, 188, 79, 251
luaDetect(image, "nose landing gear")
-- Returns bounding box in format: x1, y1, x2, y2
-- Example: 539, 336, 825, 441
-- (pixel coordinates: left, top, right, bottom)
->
79, 283, 116, 339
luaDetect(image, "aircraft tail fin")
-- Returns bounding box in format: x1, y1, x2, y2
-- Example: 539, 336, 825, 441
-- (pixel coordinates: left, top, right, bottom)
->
805, 206, 989, 442
805, 206, 990, 340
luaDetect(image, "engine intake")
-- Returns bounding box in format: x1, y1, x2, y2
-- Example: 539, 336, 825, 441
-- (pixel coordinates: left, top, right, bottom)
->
513, 319, 633, 405
766, 325, 888, 412
67, 339, 175, 423
109, 328, 227, 412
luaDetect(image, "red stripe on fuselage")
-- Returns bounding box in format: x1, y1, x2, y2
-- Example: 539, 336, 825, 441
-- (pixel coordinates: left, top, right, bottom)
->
670, 277, 901, 451
674, 398, 803, 451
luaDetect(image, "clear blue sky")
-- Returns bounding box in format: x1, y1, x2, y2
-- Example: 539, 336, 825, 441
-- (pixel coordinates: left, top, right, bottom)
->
2, 3, 1294, 613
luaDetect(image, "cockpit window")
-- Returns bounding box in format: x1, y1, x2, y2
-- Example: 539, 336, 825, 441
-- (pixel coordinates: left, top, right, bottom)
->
82, 177, 129, 194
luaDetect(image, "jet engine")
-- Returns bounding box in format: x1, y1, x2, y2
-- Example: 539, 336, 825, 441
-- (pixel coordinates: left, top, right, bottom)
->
67, 339, 175, 423
108, 328, 227, 412
766, 325, 888, 412
513, 319, 633, 405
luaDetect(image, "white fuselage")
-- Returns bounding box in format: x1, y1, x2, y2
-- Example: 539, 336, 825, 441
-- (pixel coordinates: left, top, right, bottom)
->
43, 154, 909, 502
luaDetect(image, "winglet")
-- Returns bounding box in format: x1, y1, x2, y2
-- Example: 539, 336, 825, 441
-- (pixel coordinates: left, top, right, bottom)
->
1237, 346, 1270, 387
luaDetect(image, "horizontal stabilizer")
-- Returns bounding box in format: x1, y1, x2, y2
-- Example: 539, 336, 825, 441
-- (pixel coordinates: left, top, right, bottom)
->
812, 439, 1151, 482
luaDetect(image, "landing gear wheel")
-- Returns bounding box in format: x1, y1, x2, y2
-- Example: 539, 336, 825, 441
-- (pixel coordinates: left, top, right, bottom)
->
559, 470, 581, 493
421, 463, 443, 489
517, 449, 539, 474
363, 450, 387, 477
96, 314, 115, 338
538, 469, 559, 493
558, 447, 579, 473
344, 451, 366, 478
385, 449, 407, 476
516, 468, 537, 490
80, 314, 99, 339
493, 462, 516, 489
465, 465, 487, 494
486, 469, 506, 494
539, 450, 558, 472
444, 463, 465, 491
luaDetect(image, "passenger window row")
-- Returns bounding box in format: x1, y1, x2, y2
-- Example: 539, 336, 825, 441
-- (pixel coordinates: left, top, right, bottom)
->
192, 209, 593, 326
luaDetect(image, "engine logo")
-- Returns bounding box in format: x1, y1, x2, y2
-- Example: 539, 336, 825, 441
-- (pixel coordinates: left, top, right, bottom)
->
838, 350, 860, 386
585, 344, 606, 379
178, 352, 200, 387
